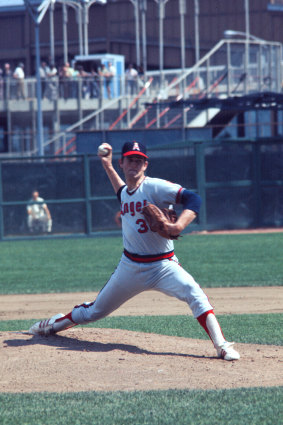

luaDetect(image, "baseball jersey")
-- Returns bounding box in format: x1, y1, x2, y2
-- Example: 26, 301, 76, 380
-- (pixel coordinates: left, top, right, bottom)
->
27, 197, 47, 219
118, 176, 183, 256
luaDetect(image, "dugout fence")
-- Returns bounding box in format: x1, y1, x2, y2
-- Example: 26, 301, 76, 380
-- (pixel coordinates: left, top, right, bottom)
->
0, 138, 282, 240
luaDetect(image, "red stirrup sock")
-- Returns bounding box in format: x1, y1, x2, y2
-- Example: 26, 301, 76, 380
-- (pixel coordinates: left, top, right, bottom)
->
53, 312, 77, 333
197, 310, 225, 348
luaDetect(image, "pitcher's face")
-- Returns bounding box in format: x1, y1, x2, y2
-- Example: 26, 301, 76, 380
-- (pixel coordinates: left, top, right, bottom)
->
119, 155, 148, 181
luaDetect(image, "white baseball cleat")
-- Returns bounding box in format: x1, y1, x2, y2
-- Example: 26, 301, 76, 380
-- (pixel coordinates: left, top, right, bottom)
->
28, 313, 64, 336
216, 341, 240, 361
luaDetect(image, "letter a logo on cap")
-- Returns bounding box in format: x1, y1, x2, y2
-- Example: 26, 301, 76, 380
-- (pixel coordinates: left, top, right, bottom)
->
121, 141, 148, 158
132, 142, 140, 151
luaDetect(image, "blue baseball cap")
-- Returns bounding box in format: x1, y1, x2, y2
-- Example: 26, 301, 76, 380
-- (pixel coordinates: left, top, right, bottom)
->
121, 141, 148, 159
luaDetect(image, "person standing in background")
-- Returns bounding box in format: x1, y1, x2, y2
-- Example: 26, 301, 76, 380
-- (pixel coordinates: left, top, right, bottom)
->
13, 62, 25, 99
125, 64, 138, 95
100, 62, 116, 99
27, 190, 52, 233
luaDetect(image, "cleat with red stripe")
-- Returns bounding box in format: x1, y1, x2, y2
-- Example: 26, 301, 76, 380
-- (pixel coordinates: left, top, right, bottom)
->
28, 313, 64, 336
216, 341, 240, 361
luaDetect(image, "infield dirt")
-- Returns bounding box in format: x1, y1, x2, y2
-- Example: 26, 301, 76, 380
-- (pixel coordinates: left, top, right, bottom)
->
1, 287, 282, 393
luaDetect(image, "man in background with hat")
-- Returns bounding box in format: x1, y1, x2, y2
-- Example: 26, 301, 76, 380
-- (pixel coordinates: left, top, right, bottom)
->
28, 141, 240, 361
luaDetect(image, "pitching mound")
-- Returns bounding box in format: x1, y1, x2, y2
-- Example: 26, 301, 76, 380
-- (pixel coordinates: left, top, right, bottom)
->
1, 287, 282, 393
1, 328, 283, 393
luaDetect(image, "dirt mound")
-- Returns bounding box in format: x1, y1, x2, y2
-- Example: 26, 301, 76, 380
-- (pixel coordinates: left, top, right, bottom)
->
1, 328, 282, 393
1, 287, 282, 393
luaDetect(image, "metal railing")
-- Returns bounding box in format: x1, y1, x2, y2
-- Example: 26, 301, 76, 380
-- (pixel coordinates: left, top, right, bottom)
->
0, 75, 143, 102
1, 38, 280, 105
0, 38, 282, 156
149, 38, 282, 100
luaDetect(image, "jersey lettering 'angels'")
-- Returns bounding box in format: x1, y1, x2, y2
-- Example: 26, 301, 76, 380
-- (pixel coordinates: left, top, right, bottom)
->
120, 199, 147, 216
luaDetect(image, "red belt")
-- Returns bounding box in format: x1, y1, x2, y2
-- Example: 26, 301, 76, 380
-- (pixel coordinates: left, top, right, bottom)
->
123, 249, 174, 263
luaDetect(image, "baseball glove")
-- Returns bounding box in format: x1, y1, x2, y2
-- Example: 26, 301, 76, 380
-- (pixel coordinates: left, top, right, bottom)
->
142, 203, 180, 240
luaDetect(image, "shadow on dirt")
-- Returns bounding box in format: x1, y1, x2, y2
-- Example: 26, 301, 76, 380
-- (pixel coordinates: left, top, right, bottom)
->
4, 331, 214, 360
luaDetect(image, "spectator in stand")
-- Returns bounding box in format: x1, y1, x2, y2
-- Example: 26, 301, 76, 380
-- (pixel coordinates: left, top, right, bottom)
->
59, 64, 66, 99
107, 61, 116, 99
2, 63, 12, 99
90, 66, 100, 98
77, 65, 92, 98
99, 62, 116, 99
99, 64, 107, 98
3, 63, 12, 99
67, 61, 76, 98
69, 62, 78, 98
39, 61, 49, 98
13, 62, 25, 99
137, 64, 146, 88
125, 63, 138, 95
45, 63, 58, 100
59, 62, 74, 99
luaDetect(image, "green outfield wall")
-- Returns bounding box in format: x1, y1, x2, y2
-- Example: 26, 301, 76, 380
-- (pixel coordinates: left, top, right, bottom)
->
0, 138, 282, 240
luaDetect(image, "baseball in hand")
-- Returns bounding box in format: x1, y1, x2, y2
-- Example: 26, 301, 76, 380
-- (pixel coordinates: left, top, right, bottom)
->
97, 144, 110, 156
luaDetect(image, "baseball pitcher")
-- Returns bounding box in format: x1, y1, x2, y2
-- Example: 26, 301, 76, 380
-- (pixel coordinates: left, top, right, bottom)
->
29, 141, 240, 361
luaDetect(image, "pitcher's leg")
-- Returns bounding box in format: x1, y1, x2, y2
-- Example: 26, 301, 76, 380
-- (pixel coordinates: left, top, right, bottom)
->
154, 259, 213, 318
30, 258, 143, 336
197, 310, 240, 360
153, 259, 240, 360
71, 258, 143, 324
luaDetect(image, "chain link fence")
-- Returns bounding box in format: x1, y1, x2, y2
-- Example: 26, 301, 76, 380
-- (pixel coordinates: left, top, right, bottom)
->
0, 139, 282, 240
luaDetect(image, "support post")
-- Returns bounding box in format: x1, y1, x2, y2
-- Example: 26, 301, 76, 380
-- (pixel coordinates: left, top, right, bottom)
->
24, 0, 52, 156
35, 22, 44, 156
49, 1, 55, 64
84, 154, 92, 236
194, 0, 200, 64
154, 0, 169, 89
244, 0, 250, 94
159, 1, 164, 86
62, 2, 68, 64
130, 0, 141, 68
252, 143, 261, 227
179, 0, 186, 98
140, 0, 147, 75
83, 2, 89, 55
77, 6, 83, 56
195, 142, 207, 229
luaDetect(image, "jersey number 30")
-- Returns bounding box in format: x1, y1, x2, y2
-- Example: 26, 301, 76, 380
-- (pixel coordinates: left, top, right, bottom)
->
136, 218, 148, 233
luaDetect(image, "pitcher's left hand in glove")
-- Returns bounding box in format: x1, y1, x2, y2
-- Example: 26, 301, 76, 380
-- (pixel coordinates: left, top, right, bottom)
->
142, 203, 180, 240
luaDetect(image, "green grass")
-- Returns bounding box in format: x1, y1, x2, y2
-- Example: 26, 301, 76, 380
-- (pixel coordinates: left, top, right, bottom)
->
178, 233, 283, 287
0, 233, 282, 294
0, 234, 282, 424
0, 387, 282, 425
0, 237, 123, 294
2, 314, 283, 346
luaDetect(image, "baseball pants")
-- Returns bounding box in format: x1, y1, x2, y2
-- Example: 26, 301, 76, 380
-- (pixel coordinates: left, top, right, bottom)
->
71, 254, 213, 324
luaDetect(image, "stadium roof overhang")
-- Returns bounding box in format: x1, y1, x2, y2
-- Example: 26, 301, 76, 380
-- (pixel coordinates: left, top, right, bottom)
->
146, 92, 283, 111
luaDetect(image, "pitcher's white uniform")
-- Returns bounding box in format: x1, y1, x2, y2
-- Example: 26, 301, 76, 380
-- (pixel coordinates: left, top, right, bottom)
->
71, 176, 212, 325
29, 141, 240, 361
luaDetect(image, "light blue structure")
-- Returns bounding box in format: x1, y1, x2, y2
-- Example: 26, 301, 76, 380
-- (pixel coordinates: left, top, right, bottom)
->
73, 53, 125, 99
